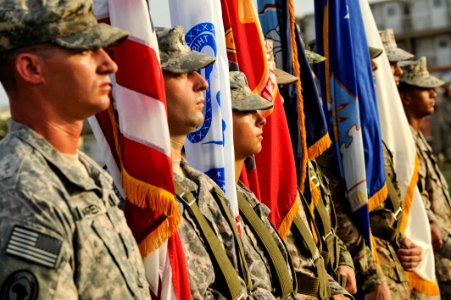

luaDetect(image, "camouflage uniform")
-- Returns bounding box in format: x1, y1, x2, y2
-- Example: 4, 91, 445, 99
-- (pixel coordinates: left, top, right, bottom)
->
307, 161, 355, 277
237, 182, 293, 299
368, 143, 412, 300
285, 196, 353, 300
317, 149, 386, 294
174, 158, 252, 299
0, 121, 149, 299
412, 128, 451, 296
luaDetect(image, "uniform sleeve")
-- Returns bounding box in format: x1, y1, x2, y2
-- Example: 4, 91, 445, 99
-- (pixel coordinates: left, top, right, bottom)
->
337, 237, 354, 268
328, 273, 354, 299
0, 189, 77, 300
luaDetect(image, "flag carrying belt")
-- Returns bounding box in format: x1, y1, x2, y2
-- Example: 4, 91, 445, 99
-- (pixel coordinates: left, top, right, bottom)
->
174, 182, 252, 300
291, 193, 330, 299
237, 191, 296, 299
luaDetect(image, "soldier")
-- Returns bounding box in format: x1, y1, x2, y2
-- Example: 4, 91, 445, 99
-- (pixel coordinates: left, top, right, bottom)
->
157, 26, 277, 299
398, 56, 451, 297
0, 0, 150, 299
230, 70, 297, 299
369, 42, 422, 300
231, 69, 351, 300
316, 48, 391, 299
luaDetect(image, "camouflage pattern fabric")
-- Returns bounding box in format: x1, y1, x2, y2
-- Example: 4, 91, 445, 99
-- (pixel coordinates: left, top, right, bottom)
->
308, 160, 355, 272
412, 128, 451, 289
174, 158, 249, 299
156, 26, 215, 74
379, 29, 413, 63
0, 121, 149, 299
230, 71, 273, 112
237, 182, 292, 299
399, 57, 444, 89
316, 149, 386, 294
285, 194, 352, 299
0, 0, 128, 52
375, 238, 411, 300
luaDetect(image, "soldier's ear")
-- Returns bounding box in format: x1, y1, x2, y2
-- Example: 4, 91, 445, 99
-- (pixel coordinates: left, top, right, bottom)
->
399, 89, 413, 107
14, 53, 45, 85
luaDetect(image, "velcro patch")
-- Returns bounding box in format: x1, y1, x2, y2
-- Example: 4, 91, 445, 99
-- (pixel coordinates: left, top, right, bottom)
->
6, 226, 62, 269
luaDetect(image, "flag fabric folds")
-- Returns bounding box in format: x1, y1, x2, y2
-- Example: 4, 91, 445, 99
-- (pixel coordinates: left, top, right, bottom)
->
221, 0, 298, 237
359, 0, 439, 296
91, 1, 191, 299
314, 0, 387, 248
168, 0, 239, 225
258, 0, 308, 188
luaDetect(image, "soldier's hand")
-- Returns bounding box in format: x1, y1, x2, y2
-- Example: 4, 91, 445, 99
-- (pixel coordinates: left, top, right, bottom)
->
430, 220, 444, 251
337, 265, 357, 294
364, 282, 392, 300
397, 237, 422, 271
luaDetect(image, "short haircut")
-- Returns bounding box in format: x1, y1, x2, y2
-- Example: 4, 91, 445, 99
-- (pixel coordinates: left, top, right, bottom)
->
0, 44, 56, 92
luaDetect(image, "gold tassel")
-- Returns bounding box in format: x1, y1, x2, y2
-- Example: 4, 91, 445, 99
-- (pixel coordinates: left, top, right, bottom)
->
308, 133, 332, 160
368, 184, 388, 212
400, 155, 420, 233
278, 200, 300, 239
404, 271, 440, 296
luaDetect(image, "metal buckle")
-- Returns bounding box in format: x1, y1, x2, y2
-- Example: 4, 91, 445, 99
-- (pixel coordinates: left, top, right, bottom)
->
310, 175, 320, 188
176, 192, 196, 207
322, 228, 335, 242
392, 207, 402, 221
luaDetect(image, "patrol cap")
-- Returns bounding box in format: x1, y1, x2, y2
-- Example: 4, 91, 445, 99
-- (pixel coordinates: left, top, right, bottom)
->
274, 68, 298, 85
379, 29, 413, 62
369, 46, 383, 59
399, 56, 444, 88
156, 26, 216, 74
306, 50, 326, 65
230, 71, 273, 112
0, 0, 129, 52
265, 39, 298, 85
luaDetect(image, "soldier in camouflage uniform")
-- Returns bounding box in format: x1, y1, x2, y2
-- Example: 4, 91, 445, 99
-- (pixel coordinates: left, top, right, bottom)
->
398, 56, 451, 298
157, 26, 275, 299
369, 39, 424, 300
0, 0, 151, 299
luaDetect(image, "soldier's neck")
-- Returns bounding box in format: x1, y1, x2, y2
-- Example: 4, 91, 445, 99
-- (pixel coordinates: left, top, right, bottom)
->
170, 135, 186, 162
234, 159, 244, 183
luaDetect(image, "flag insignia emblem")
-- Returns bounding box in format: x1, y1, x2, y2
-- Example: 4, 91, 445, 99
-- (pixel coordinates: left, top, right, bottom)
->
6, 226, 62, 269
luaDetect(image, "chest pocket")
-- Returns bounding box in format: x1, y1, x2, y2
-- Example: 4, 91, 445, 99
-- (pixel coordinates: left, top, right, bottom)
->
69, 192, 146, 298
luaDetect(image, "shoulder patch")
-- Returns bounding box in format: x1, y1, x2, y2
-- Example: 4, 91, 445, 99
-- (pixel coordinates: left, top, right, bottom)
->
5, 226, 62, 269
0, 270, 38, 300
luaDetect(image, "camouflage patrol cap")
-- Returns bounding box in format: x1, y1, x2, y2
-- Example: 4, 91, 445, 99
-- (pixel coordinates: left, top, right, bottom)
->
369, 46, 383, 59
305, 50, 326, 65
0, 0, 129, 52
156, 26, 216, 74
230, 71, 273, 112
399, 56, 444, 88
379, 29, 413, 62
264, 39, 298, 85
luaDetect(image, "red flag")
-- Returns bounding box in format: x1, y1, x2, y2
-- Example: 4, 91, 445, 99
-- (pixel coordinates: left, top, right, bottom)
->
221, 0, 298, 237
91, 1, 191, 299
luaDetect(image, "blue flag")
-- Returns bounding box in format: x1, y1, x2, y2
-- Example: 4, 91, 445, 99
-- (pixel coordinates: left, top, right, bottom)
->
314, 0, 387, 248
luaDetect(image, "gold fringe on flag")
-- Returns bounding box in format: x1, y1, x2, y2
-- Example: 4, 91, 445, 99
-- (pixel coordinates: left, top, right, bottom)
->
370, 233, 380, 265
367, 184, 388, 212
107, 105, 181, 255
308, 133, 332, 160
288, 0, 308, 193
400, 154, 420, 233
404, 271, 440, 296
278, 200, 300, 239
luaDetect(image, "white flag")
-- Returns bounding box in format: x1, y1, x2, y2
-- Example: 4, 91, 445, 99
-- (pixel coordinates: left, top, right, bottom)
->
359, 0, 439, 297
168, 0, 239, 221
